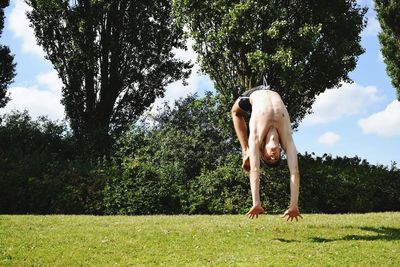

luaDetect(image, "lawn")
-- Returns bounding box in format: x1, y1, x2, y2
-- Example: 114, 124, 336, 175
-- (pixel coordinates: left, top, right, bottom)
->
1, 213, 399, 266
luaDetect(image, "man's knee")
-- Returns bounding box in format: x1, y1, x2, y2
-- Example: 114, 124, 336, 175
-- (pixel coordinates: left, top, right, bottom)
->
231, 108, 238, 117
231, 106, 242, 118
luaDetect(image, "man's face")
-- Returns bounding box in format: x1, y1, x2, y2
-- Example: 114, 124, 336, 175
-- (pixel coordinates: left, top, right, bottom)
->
262, 142, 281, 165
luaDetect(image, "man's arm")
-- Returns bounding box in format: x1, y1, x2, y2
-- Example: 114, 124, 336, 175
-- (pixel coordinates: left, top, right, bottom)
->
281, 133, 302, 221
246, 132, 265, 219
285, 138, 300, 208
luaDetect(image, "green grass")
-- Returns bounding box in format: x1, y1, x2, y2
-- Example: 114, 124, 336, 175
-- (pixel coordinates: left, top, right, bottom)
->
1, 213, 400, 266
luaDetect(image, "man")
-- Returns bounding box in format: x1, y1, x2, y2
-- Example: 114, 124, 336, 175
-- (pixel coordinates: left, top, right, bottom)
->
231, 85, 302, 221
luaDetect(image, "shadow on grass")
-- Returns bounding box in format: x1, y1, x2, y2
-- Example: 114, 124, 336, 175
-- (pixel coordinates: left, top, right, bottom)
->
311, 227, 400, 243
272, 238, 301, 243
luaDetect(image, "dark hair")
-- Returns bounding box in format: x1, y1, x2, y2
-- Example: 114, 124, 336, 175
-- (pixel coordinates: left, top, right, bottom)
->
261, 150, 282, 168
262, 156, 281, 168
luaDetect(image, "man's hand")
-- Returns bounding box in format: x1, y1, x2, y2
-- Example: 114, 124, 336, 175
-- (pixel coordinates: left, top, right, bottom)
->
241, 151, 250, 172
281, 206, 303, 221
246, 204, 264, 219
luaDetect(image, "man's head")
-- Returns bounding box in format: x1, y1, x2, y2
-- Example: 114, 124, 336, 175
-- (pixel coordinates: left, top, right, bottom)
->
261, 127, 281, 167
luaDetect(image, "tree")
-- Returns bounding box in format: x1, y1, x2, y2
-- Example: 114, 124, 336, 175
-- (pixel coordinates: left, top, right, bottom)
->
173, 0, 366, 127
26, 0, 191, 155
375, 0, 400, 100
0, 0, 16, 108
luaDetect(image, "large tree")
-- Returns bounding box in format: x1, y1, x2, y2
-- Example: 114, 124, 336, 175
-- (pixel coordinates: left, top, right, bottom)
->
173, 0, 366, 127
375, 0, 400, 100
27, 0, 191, 154
0, 0, 16, 108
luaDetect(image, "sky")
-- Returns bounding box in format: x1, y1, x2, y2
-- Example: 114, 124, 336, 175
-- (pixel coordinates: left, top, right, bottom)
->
1, 0, 399, 167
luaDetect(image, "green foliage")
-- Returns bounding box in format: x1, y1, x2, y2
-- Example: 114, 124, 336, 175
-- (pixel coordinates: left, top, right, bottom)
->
300, 153, 400, 213
188, 154, 251, 214
26, 0, 191, 155
0, 0, 16, 108
262, 161, 290, 213
0, 111, 105, 214
104, 92, 236, 215
103, 157, 184, 215
173, 0, 367, 127
0, 111, 66, 213
1, 95, 399, 215
105, 94, 400, 215
375, 0, 400, 99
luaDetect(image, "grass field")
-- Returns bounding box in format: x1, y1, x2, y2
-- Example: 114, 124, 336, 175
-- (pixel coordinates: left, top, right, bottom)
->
1, 213, 400, 266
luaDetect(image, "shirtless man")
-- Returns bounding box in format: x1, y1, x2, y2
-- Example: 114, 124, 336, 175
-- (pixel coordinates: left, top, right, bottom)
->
231, 85, 302, 220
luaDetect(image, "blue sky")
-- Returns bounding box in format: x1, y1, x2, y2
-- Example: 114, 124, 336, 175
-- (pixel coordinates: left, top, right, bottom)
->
1, 0, 399, 167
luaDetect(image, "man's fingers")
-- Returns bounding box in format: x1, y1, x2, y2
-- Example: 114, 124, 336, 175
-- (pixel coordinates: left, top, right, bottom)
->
247, 210, 264, 219
284, 215, 303, 222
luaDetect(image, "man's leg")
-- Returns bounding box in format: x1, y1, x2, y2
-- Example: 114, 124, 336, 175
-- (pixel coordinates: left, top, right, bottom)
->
231, 99, 250, 171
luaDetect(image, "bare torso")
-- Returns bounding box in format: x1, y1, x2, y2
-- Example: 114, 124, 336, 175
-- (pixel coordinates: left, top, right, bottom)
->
249, 89, 292, 150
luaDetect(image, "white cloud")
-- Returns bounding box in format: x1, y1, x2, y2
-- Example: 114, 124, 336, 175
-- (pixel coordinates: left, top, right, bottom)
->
0, 86, 64, 121
164, 39, 202, 99
0, 70, 64, 121
173, 38, 198, 64
8, 0, 46, 57
151, 38, 214, 110
359, 0, 381, 38
362, 15, 381, 37
36, 70, 63, 93
317, 132, 341, 146
303, 82, 384, 125
358, 100, 400, 137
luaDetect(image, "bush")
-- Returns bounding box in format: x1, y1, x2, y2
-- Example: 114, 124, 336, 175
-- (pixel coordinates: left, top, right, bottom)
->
188, 154, 250, 214
103, 157, 185, 215
0, 111, 105, 214
1, 96, 399, 215
299, 153, 400, 213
